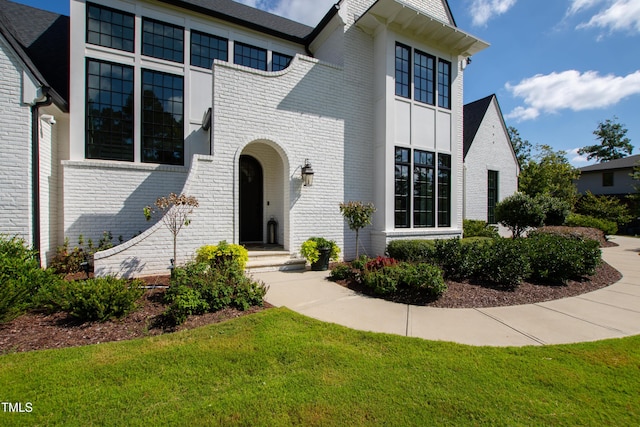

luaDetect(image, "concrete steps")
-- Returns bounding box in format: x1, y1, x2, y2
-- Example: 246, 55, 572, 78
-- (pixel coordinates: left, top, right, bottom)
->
246, 250, 306, 273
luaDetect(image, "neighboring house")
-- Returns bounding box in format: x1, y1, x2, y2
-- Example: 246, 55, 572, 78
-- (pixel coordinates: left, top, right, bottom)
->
0, 0, 488, 276
576, 154, 640, 197
463, 94, 519, 227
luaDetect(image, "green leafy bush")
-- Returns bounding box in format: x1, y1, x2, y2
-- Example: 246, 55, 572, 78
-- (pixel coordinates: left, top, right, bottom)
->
463, 220, 500, 238
361, 266, 400, 295
163, 284, 209, 324
525, 232, 601, 284
49, 232, 120, 274
475, 238, 531, 288
575, 191, 632, 228
495, 193, 545, 237
329, 263, 355, 281
300, 237, 340, 264
386, 239, 436, 262
196, 241, 249, 270
535, 194, 572, 226
565, 213, 617, 235
360, 262, 445, 297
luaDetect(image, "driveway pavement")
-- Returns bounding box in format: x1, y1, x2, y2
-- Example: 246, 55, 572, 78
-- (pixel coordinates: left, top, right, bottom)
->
254, 235, 640, 346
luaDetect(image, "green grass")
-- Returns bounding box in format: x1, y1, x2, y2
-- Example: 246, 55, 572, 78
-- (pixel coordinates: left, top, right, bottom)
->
1, 308, 639, 426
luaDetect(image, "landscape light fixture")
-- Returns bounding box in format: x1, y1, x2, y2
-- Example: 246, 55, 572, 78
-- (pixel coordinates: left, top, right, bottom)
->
301, 159, 314, 187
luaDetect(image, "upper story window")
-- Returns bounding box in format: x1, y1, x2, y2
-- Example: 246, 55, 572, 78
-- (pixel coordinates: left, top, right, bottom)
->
414, 50, 435, 105
86, 58, 135, 162
438, 59, 451, 109
395, 43, 410, 98
234, 42, 267, 71
86, 3, 135, 52
191, 30, 228, 69
272, 52, 293, 71
142, 18, 184, 63
602, 172, 614, 187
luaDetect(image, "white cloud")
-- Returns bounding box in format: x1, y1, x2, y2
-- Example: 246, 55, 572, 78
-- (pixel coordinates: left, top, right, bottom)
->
577, 0, 640, 34
470, 0, 517, 26
505, 69, 640, 121
567, 0, 605, 15
568, 147, 593, 165
232, 0, 335, 26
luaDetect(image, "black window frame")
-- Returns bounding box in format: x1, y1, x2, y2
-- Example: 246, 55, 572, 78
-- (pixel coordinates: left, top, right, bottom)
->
141, 69, 184, 165
395, 147, 411, 228
438, 59, 451, 109
414, 150, 435, 227
602, 172, 614, 187
272, 52, 293, 71
233, 42, 267, 71
414, 49, 435, 105
395, 43, 411, 99
437, 153, 451, 227
86, 58, 135, 162
487, 170, 499, 224
190, 30, 228, 69
142, 17, 184, 63
86, 2, 135, 53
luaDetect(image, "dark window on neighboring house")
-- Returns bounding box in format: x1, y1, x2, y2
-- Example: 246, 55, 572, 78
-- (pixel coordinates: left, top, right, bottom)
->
395, 147, 411, 227
86, 59, 134, 161
438, 59, 451, 109
488, 170, 499, 224
437, 154, 451, 227
414, 150, 435, 227
272, 52, 293, 71
234, 42, 267, 71
602, 172, 614, 187
395, 43, 410, 98
190, 30, 228, 69
414, 50, 435, 105
141, 69, 184, 165
142, 18, 184, 63
86, 3, 135, 52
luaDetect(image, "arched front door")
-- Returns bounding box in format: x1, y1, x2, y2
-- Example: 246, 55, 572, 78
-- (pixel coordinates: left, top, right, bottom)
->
239, 155, 263, 243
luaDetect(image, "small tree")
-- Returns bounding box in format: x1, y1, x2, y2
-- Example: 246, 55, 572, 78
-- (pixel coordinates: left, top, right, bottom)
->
574, 191, 632, 229
144, 193, 199, 265
495, 193, 544, 238
508, 126, 533, 167
578, 117, 633, 162
339, 201, 375, 259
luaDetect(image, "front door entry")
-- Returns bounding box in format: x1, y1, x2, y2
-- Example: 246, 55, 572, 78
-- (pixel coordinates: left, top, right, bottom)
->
239, 155, 263, 242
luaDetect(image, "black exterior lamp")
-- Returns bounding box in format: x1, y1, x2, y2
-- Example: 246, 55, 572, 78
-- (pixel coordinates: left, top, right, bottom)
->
301, 159, 314, 187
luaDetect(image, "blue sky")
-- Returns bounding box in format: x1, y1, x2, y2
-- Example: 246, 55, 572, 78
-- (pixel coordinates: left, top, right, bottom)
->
17, 0, 640, 166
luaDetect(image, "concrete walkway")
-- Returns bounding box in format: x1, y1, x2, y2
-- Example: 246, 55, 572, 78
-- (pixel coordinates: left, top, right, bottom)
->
254, 235, 640, 346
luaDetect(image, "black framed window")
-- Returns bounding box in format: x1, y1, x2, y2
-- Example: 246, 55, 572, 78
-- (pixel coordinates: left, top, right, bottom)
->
437, 154, 451, 227
86, 59, 134, 161
142, 69, 184, 165
414, 50, 435, 105
190, 30, 228, 69
414, 150, 435, 227
142, 18, 184, 63
86, 3, 135, 52
272, 52, 292, 71
602, 172, 614, 187
438, 59, 451, 109
395, 43, 410, 98
234, 42, 267, 71
395, 147, 411, 228
488, 170, 499, 224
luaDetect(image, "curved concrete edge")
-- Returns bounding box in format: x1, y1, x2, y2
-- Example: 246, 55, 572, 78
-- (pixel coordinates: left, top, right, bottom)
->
255, 235, 640, 347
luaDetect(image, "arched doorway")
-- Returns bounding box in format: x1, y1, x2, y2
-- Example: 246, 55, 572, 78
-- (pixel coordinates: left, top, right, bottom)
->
239, 155, 263, 243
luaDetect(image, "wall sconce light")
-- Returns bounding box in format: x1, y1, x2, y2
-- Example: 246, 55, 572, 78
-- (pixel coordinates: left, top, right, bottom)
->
301, 159, 314, 187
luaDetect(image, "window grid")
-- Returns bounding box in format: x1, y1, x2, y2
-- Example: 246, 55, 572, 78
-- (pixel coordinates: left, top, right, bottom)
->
190, 30, 228, 69
438, 59, 451, 109
395, 147, 411, 228
272, 52, 293, 71
86, 59, 135, 161
437, 154, 451, 227
86, 3, 135, 52
395, 43, 410, 98
234, 42, 267, 71
414, 150, 435, 227
414, 50, 435, 105
142, 18, 184, 63
142, 69, 184, 165
602, 172, 614, 187
488, 170, 499, 224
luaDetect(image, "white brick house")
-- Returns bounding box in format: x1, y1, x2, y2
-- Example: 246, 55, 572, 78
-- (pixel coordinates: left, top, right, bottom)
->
1, 0, 488, 276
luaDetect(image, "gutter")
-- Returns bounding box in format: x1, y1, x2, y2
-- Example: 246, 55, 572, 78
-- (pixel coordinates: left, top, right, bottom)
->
31, 88, 52, 264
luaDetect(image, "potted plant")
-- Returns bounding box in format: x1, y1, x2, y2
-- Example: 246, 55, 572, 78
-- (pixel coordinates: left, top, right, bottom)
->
300, 237, 340, 271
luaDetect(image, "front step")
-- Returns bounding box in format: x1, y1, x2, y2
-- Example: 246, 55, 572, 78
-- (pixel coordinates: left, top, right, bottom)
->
246, 250, 306, 273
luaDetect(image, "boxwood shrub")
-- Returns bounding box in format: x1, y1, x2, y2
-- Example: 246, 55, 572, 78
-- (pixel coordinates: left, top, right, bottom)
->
360, 262, 445, 297
386, 239, 435, 262
565, 214, 617, 235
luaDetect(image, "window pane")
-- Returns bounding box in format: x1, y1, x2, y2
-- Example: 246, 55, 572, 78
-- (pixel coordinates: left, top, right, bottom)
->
437, 154, 451, 226
438, 59, 451, 109
414, 50, 435, 105
141, 69, 184, 165
488, 170, 499, 224
395, 147, 411, 227
234, 42, 267, 71
395, 43, 410, 98
86, 59, 134, 161
142, 18, 184, 63
414, 150, 435, 227
272, 52, 292, 71
86, 3, 135, 53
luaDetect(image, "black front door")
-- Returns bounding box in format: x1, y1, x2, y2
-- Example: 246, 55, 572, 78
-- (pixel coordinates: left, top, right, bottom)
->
239, 155, 263, 242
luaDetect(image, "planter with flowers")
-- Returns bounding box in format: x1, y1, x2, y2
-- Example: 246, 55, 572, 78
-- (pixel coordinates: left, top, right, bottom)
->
300, 237, 341, 271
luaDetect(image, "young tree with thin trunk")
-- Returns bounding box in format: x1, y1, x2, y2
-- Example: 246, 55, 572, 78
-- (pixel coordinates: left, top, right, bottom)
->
339, 201, 375, 259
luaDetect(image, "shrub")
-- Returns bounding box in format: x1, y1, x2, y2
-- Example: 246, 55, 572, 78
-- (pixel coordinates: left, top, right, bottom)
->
329, 263, 355, 281
49, 232, 120, 274
463, 220, 499, 238
537, 226, 607, 247
495, 193, 545, 237
37, 277, 144, 322
525, 233, 601, 284
365, 256, 398, 271
535, 194, 572, 226
565, 213, 617, 235
386, 239, 435, 262
164, 285, 209, 324
396, 263, 446, 296
196, 241, 249, 270
300, 237, 340, 264
575, 191, 632, 228
475, 238, 531, 288
361, 266, 399, 295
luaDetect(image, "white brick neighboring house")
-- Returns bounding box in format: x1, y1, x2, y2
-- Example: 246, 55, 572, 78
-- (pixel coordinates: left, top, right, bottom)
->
1, 0, 489, 276
463, 94, 519, 229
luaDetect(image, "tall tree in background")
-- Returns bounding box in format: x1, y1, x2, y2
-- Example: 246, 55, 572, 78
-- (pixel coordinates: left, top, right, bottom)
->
508, 126, 532, 167
519, 144, 579, 206
578, 117, 633, 163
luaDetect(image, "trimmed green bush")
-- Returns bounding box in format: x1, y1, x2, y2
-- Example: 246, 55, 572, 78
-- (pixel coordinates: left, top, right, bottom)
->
386, 239, 435, 262
575, 191, 632, 228
495, 193, 545, 237
565, 213, 617, 235
463, 220, 500, 238
360, 262, 446, 297
535, 194, 572, 226
475, 238, 531, 288
329, 263, 353, 281
164, 284, 209, 324
196, 241, 249, 270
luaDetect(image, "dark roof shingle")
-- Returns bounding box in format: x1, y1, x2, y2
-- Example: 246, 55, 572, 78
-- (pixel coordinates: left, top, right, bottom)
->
463, 94, 494, 158
579, 154, 640, 172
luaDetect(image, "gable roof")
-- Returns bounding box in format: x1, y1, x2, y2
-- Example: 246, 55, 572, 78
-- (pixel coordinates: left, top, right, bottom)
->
463, 94, 494, 158
0, 0, 69, 110
579, 154, 640, 172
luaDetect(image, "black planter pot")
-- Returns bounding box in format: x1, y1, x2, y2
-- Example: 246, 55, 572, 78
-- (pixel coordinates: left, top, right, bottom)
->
311, 247, 331, 271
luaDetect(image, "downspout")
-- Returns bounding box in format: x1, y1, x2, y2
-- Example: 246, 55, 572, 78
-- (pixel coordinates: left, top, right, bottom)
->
31, 88, 52, 264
